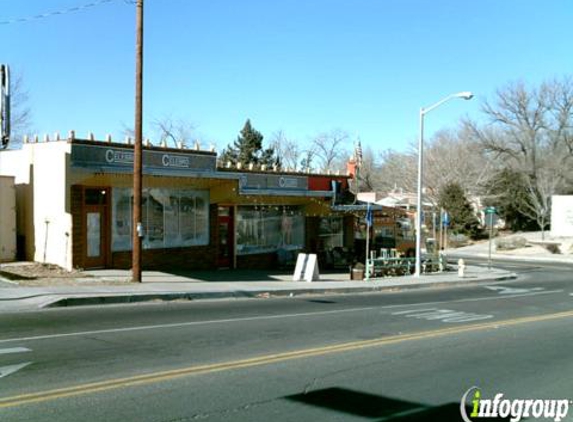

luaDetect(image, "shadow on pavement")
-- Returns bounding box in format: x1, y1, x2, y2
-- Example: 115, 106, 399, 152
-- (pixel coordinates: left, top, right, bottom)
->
286, 387, 517, 421
163, 269, 349, 283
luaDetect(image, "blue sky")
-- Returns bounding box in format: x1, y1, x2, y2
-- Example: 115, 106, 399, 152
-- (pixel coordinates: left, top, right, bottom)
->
2, 0, 572, 154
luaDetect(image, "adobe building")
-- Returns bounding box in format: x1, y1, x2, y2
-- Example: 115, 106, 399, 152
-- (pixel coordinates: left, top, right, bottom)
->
0, 133, 353, 271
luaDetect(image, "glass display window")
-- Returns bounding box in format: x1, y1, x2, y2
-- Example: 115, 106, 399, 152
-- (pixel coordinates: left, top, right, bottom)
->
111, 188, 209, 251
236, 205, 304, 255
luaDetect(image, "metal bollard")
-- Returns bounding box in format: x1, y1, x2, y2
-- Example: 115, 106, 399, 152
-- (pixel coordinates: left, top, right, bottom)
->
458, 258, 465, 278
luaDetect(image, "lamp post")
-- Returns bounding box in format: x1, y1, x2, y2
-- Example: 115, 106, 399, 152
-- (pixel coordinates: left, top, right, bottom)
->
414, 91, 473, 277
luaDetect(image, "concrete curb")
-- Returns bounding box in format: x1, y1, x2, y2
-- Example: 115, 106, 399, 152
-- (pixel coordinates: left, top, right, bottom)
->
45, 272, 518, 308
446, 251, 573, 265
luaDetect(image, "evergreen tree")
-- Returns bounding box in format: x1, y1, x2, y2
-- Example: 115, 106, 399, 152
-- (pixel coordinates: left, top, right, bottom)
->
487, 168, 538, 231
219, 119, 281, 168
438, 182, 482, 239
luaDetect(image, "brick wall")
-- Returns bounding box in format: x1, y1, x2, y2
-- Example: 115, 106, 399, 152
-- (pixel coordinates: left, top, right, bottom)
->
111, 245, 217, 270
71, 185, 84, 268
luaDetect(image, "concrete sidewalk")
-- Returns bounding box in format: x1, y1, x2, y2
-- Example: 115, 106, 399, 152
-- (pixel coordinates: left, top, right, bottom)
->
447, 232, 573, 265
0, 266, 516, 313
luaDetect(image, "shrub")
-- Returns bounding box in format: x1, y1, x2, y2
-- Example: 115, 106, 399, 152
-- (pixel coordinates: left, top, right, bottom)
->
448, 234, 470, 248
545, 244, 561, 254
495, 236, 527, 251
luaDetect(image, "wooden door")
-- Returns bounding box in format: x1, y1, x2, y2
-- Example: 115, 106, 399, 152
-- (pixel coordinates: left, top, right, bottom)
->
83, 188, 109, 268
217, 206, 234, 268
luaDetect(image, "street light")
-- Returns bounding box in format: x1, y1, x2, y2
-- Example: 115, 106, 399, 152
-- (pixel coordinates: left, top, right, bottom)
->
414, 91, 473, 277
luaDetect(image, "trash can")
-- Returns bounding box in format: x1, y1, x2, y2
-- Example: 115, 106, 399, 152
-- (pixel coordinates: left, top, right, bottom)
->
350, 264, 365, 280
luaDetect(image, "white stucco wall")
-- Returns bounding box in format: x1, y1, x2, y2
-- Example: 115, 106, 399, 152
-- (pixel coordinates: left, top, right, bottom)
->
0, 176, 16, 262
551, 195, 573, 237
0, 148, 31, 183
0, 142, 73, 269
30, 142, 73, 269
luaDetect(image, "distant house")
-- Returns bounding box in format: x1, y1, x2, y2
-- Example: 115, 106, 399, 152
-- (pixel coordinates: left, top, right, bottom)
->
358, 188, 431, 211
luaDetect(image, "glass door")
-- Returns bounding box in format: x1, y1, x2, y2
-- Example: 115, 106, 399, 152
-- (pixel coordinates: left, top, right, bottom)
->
83, 188, 109, 268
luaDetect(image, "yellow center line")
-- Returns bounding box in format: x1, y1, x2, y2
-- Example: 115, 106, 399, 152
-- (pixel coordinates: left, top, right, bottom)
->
2, 309, 573, 409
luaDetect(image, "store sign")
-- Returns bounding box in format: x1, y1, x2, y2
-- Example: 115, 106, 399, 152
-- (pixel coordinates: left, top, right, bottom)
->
71, 142, 216, 173
240, 174, 308, 192
161, 154, 190, 168
105, 149, 134, 164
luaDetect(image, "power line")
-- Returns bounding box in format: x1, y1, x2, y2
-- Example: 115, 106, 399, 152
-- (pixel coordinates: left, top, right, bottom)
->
0, 0, 129, 26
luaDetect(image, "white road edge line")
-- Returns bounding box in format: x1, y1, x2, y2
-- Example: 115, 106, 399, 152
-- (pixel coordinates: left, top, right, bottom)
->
0, 289, 565, 344
0, 307, 379, 344
0, 347, 32, 355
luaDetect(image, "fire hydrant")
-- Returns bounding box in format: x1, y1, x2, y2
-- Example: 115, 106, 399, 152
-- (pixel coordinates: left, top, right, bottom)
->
458, 258, 465, 278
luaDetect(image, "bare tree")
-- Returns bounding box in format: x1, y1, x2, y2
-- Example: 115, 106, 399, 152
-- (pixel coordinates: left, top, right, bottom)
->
355, 145, 379, 192
299, 147, 317, 172
268, 130, 310, 171
544, 77, 573, 180
464, 77, 573, 234
311, 129, 350, 173
4, 69, 33, 149
519, 168, 559, 239
375, 147, 417, 194
424, 128, 492, 202
464, 81, 549, 176
122, 116, 199, 149
121, 123, 135, 140
373, 127, 492, 207
152, 116, 196, 148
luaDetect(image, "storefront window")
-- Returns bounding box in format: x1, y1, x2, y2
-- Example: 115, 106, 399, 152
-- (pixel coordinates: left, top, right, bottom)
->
112, 188, 209, 251
112, 189, 132, 251
144, 189, 165, 248
164, 194, 180, 248
318, 217, 343, 250
236, 206, 304, 255
195, 195, 208, 244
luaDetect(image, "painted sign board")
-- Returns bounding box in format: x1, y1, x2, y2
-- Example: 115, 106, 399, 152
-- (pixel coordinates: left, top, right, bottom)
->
239, 173, 308, 192
70, 142, 217, 174
551, 195, 573, 237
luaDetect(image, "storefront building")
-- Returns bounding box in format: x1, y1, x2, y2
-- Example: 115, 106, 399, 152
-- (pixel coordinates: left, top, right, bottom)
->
0, 135, 351, 271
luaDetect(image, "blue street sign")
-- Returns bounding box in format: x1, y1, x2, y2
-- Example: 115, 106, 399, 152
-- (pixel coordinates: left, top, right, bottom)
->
365, 203, 373, 227
442, 211, 450, 227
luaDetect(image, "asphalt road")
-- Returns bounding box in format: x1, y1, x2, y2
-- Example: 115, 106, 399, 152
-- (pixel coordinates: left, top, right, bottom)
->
1, 262, 572, 421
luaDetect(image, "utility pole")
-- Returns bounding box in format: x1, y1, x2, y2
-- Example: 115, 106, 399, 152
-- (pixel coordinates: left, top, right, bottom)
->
132, 0, 144, 282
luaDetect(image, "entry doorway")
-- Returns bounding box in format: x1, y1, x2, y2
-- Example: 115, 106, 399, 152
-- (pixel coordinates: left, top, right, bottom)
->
217, 206, 234, 269
83, 188, 109, 268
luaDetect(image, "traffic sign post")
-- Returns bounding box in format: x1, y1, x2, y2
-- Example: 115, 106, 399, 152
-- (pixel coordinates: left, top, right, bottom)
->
485, 207, 496, 269
441, 211, 450, 251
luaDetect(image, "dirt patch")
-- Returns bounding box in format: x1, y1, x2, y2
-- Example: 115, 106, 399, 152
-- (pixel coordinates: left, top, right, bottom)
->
0, 262, 88, 281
